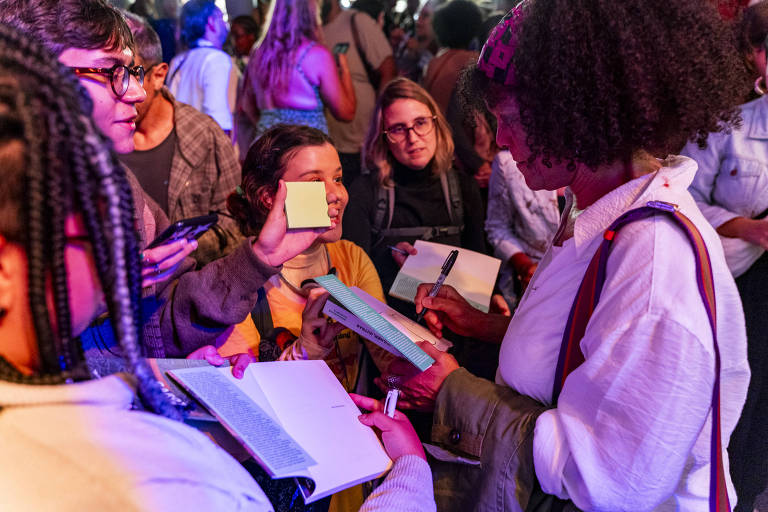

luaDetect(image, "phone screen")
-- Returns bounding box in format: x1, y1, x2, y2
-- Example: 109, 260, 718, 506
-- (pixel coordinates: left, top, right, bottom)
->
332, 42, 350, 55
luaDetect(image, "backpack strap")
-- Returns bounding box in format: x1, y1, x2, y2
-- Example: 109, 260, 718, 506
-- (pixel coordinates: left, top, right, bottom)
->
372, 172, 464, 246
554, 200, 730, 512
250, 287, 274, 336
441, 168, 464, 227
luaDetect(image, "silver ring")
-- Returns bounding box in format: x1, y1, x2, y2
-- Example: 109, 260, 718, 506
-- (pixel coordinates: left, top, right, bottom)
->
154, 263, 161, 275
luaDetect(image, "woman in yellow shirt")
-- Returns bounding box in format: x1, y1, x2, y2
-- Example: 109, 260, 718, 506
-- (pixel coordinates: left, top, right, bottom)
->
222, 125, 395, 394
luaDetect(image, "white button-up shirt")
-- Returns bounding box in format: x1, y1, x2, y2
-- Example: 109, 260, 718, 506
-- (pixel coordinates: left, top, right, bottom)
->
498, 156, 749, 511
168, 39, 234, 131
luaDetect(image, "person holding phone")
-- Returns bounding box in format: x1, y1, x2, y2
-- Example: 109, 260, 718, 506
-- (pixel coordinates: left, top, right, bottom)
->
237, 0, 356, 148
2, 0, 344, 374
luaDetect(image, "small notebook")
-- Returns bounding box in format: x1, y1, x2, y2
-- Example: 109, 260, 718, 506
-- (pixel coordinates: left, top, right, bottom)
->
314, 274, 436, 371
389, 240, 501, 312
169, 360, 391, 504
284, 181, 332, 229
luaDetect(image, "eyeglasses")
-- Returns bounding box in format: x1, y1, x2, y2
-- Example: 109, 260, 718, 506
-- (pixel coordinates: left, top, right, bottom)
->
384, 116, 437, 143
70, 64, 145, 97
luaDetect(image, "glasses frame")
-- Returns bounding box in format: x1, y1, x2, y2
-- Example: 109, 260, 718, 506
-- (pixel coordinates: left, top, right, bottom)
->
383, 115, 438, 143
70, 64, 145, 97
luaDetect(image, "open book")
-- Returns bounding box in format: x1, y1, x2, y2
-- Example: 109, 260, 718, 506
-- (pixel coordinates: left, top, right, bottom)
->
314, 274, 439, 371
389, 240, 501, 312
168, 360, 392, 504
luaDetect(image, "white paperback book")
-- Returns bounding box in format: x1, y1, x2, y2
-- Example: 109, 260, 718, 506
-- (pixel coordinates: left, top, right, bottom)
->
389, 240, 501, 312
168, 360, 392, 503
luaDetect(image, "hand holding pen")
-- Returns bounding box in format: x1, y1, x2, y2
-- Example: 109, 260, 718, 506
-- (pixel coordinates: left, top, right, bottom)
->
389, 242, 417, 268
414, 250, 459, 323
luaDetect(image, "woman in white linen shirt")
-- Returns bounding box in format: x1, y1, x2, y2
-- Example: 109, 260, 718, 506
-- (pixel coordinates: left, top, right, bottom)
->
379, 0, 752, 510
680, 4, 768, 509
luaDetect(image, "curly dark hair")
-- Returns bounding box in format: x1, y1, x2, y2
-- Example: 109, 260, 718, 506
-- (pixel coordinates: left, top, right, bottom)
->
227, 125, 333, 236
462, 0, 748, 170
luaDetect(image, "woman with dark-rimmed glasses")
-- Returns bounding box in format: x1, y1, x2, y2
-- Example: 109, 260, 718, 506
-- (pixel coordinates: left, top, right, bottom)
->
343, 78, 487, 325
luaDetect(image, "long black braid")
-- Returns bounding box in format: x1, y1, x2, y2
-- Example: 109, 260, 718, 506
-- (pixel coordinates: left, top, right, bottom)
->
0, 25, 182, 419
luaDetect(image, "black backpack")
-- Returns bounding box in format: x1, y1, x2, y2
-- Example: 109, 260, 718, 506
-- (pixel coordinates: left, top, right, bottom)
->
371, 168, 465, 246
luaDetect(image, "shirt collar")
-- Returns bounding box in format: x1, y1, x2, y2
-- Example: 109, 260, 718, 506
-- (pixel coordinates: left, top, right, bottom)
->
0, 373, 136, 409
748, 96, 768, 140
571, 155, 698, 257
194, 38, 216, 49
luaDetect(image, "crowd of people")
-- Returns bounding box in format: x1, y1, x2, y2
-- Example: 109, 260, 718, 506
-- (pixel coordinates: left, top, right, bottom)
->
0, 0, 767, 510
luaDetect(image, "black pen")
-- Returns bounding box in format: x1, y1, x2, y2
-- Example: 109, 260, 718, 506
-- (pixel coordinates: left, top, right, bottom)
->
415, 249, 459, 323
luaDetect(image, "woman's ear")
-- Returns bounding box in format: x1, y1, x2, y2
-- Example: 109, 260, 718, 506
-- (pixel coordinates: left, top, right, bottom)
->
0, 236, 22, 321
256, 185, 275, 213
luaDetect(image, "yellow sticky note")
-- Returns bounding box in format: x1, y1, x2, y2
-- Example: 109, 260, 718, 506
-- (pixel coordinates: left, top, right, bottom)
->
284, 181, 332, 229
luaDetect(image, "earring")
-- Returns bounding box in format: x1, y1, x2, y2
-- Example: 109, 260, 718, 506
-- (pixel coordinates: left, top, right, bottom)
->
755, 76, 766, 96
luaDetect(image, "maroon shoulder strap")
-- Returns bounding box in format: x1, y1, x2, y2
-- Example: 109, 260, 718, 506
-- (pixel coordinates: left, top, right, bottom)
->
554, 201, 730, 512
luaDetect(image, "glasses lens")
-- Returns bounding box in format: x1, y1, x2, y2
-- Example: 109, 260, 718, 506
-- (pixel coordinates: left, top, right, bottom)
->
413, 117, 434, 136
135, 65, 145, 86
112, 65, 129, 96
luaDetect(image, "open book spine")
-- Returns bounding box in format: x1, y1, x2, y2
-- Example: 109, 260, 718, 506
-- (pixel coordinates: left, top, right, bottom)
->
323, 300, 407, 360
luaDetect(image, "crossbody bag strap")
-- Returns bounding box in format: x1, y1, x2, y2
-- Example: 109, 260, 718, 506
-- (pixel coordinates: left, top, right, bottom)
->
350, 13, 378, 87
553, 200, 730, 512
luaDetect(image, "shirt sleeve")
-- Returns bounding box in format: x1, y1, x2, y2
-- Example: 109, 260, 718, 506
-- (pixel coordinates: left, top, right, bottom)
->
202, 52, 234, 131
359, 456, 436, 512
355, 12, 394, 70
682, 137, 741, 229
485, 156, 526, 262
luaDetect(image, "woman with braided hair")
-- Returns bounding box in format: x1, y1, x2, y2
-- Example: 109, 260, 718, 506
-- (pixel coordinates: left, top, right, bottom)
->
0, 23, 276, 509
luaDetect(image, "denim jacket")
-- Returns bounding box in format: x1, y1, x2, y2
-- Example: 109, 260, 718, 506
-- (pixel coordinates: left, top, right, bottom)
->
682, 95, 768, 276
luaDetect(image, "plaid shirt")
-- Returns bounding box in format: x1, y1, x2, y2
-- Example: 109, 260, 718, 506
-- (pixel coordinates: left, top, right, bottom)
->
167, 89, 242, 265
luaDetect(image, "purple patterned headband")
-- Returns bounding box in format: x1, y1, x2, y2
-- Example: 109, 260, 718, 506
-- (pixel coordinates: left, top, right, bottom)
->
477, 5, 525, 86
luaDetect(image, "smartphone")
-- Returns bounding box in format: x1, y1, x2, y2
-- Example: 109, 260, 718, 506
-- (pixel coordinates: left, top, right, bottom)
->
146, 213, 219, 249
332, 42, 350, 54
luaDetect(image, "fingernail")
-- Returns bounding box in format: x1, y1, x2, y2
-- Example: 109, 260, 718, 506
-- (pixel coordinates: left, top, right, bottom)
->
423, 297, 432, 306
191, 240, 198, 249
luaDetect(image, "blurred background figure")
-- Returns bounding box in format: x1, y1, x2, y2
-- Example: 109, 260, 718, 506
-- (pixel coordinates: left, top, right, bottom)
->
682, 2, 768, 509
393, 0, 438, 82
238, 0, 356, 155
167, 0, 235, 133
736, 0, 768, 101
229, 14, 260, 73
323, 0, 397, 187
153, 0, 181, 63
423, 0, 482, 114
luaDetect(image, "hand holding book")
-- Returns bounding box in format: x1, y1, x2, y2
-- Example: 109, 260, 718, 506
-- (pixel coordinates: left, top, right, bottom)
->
375, 341, 460, 413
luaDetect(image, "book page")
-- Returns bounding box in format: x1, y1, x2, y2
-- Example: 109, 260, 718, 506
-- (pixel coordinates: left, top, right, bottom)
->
284, 181, 332, 229
250, 360, 392, 502
169, 366, 316, 477
146, 358, 223, 422
351, 287, 452, 352
315, 274, 434, 371
390, 240, 501, 312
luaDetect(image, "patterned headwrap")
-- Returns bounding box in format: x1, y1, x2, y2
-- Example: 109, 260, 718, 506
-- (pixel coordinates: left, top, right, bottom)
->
477, 4, 525, 86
